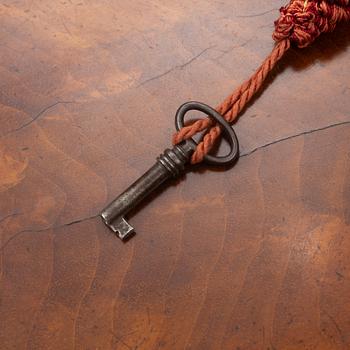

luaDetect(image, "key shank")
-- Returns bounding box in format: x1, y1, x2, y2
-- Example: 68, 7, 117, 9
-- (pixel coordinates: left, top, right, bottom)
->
100, 141, 193, 240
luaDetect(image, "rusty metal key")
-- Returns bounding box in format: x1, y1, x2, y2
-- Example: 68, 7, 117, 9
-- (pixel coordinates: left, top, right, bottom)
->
100, 101, 239, 240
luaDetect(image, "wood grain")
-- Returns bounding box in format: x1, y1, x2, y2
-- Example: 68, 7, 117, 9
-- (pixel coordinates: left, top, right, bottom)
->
0, 1, 350, 349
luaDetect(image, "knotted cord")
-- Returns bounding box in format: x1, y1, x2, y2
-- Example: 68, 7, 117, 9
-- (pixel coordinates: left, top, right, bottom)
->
173, 0, 350, 164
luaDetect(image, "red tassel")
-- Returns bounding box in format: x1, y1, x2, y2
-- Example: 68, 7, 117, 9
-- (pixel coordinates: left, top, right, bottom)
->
273, 0, 350, 47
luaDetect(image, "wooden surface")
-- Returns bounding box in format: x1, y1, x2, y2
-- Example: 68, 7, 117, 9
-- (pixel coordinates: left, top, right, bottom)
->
1, 1, 350, 349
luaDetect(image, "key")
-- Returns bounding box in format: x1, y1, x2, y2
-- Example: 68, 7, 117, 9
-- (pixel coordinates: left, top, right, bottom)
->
100, 101, 239, 240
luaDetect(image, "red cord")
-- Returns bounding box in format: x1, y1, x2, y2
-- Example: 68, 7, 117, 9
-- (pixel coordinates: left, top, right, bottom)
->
173, 0, 350, 164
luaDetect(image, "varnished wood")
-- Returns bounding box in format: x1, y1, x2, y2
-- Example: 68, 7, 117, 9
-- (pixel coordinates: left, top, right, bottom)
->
1, 1, 350, 349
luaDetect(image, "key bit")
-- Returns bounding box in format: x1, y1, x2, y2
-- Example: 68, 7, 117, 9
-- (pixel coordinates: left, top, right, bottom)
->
100, 101, 239, 240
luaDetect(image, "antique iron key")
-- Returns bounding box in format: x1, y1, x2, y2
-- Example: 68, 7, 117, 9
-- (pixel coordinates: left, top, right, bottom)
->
100, 101, 239, 240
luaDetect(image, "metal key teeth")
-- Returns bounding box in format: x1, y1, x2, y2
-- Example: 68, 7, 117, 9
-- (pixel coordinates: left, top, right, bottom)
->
103, 216, 134, 240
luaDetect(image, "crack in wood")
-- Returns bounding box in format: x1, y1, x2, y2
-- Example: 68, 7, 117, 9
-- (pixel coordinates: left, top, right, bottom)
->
0, 120, 349, 249
137, 45, 215, 87
2, 100, 76, 138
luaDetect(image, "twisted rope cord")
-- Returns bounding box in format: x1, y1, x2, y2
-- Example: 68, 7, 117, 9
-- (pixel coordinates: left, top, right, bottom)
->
173, 0, 350, 164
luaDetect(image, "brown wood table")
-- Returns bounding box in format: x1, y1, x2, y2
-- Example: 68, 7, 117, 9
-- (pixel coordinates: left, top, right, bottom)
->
1, 1, 350, 349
